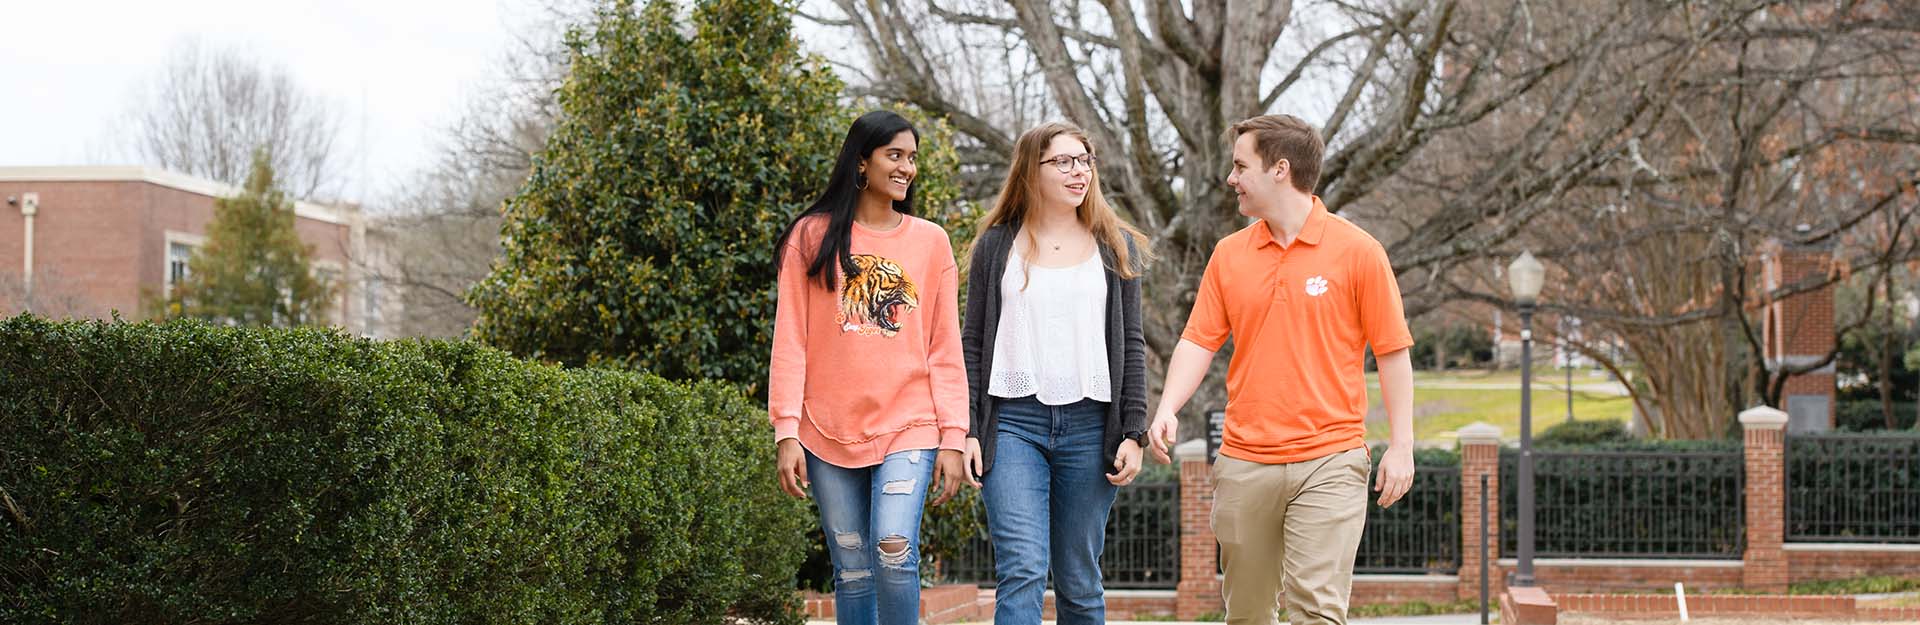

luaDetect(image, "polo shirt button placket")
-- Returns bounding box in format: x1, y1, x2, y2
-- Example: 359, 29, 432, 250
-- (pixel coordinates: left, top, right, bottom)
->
1273, 253, 1289, 304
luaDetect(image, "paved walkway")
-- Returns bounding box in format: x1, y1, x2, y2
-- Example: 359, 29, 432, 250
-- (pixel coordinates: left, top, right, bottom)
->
809, 615, 1487, 625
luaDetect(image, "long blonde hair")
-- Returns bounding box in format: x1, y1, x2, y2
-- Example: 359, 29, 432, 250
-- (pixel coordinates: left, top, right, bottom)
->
969, 122, 1154, 283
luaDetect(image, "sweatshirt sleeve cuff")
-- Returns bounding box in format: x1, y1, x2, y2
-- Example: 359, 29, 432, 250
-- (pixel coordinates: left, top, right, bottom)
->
772, 417, 800, 443
939, 427, 967, 451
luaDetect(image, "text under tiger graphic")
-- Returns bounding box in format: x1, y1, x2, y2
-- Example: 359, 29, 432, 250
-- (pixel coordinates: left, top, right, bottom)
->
837, 254, 919, 337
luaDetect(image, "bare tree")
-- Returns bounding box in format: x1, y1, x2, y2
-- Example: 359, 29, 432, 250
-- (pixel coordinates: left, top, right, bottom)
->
1430, 1, 1920, 437
120, 39, 344, 200
814, 0, 1920, 437
358, 2, 587, 338
0, 267, 102, 320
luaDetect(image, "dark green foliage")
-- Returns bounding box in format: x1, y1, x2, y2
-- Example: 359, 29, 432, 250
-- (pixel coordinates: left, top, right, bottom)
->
0, 315, 808, 625
1357, 446, 1463, 573
1786, 432, 1920, 541
467, 0, 847, 385
1835, 400, 1918, 431
1499, 439, 1745, 558
1409, 321, 1495, 369
1538, 419, 1631, 447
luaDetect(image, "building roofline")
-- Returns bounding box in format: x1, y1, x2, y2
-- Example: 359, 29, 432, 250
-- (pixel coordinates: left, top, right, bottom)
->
0, 165, 355, 225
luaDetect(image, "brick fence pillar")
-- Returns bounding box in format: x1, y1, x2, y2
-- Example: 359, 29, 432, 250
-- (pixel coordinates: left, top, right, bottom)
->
1175, 439, 1222, 619
1458, 422, 1504, 601
1741, 405, 1790, 591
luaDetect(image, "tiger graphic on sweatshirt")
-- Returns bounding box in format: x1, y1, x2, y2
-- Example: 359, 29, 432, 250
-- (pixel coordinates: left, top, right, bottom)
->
837, 254, 919, 337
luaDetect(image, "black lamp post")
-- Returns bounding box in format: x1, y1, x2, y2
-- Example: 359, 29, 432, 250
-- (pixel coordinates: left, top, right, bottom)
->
1508, 250, 1545, 587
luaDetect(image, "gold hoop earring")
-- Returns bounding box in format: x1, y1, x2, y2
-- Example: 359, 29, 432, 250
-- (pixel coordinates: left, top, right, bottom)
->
855, 173, 869, 190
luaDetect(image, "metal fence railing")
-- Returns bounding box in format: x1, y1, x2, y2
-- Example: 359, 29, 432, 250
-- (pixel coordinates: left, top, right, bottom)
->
1357, 464, 1461, 574
1501, 447, 1745, 558
1788, 433, 1920, 542
941, 481, 1180, 589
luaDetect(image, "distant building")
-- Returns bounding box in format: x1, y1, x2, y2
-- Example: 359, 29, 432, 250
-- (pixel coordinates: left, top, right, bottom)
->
0, 166, 396, 336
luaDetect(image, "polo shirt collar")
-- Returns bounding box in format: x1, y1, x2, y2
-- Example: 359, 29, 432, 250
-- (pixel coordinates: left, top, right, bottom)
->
1250, 195, 1332, 249
1299, 196, 1331, 246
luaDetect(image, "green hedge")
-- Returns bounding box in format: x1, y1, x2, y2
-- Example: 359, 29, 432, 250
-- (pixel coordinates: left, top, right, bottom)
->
1787, 432, 1920, 541
1500, 439, 1745, 558
1835, 400, 1919, 431
0, 316, 808, 625
1538, 419, 1631, 446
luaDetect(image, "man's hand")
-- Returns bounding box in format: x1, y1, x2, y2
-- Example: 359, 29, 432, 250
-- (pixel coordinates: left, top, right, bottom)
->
1146, 413, 1179, 464
776, 438, 809, 498
1108, 439, 1144, 486
931, 449, 968, 506
1375, 444, 1415, 508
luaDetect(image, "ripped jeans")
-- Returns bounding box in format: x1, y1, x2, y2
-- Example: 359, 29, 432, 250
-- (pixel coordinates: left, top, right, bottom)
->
807, 448, 937, 625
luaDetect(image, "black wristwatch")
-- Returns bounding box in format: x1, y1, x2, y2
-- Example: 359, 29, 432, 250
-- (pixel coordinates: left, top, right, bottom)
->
1124, 430, 1147, 444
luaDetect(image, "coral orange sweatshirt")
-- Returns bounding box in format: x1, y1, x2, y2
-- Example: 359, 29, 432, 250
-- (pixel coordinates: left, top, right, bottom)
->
768, 214, 968, 468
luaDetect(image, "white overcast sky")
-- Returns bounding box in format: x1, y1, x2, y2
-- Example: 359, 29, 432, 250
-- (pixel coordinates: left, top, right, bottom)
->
2, 1, 1334, 208
0, 1, 529, 206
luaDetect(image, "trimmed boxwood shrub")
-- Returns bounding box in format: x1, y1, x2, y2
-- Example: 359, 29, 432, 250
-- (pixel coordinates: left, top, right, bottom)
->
0, 315, 808, 625
1538, 419, 1631, 447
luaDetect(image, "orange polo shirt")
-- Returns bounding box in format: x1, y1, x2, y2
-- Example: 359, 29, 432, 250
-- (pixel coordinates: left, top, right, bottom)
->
1180, 196, 1414, 465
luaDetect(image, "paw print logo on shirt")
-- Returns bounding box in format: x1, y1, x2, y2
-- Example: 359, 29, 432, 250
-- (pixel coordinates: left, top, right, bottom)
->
1305, 275, 1329, 297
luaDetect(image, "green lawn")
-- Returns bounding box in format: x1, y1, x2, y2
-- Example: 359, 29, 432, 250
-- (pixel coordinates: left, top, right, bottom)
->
1406, 366, 1619, 387
1363, 372, 1635, 443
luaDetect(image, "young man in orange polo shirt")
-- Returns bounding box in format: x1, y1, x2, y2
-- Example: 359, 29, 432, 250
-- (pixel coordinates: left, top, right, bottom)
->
1147, 114, 1416, 625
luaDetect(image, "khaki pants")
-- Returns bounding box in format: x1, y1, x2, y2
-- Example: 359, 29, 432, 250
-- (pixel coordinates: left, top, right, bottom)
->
1212, 447, 1371, 625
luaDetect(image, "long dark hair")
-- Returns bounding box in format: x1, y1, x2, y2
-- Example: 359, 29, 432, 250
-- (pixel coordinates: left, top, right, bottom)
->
773, 110, 919, 292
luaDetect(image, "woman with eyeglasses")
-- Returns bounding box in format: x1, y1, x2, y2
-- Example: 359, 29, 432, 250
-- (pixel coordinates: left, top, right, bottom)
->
960, 122, 1154, 625
768, 110, 971, 625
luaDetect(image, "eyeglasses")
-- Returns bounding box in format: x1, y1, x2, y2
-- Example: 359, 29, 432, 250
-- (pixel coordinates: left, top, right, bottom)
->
1039, 153, 1097, 173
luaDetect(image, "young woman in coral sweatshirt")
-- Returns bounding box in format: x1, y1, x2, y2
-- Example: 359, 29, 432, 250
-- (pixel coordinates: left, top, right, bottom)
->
767, 110, 970, 625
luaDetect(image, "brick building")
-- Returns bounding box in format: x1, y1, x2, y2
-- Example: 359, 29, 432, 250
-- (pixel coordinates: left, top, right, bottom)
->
1760, 234, 1838, 432
0, 166, 392, 336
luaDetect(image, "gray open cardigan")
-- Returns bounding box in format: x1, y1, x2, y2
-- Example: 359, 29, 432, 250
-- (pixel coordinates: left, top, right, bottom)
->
962, 220, 1149, 476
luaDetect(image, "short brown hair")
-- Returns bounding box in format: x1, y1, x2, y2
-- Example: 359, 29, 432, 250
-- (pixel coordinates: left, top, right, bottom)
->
1230, 114, 1323, 193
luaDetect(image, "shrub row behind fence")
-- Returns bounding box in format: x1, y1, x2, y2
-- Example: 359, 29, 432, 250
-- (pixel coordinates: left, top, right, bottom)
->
1788, 433, 1920, 543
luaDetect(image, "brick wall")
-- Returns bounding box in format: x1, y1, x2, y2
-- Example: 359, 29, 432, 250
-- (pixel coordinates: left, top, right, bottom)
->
1498, 561, 1745, 593
1556, 592, 1920, 621
1788, 547, 1920, 582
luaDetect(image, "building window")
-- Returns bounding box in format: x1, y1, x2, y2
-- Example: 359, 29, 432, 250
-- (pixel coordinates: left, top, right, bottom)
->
166, 241, 195, 295
363, 277, 384, 334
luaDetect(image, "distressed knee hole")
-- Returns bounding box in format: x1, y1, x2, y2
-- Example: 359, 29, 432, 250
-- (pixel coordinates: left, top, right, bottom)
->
881, 479, 915, 495
878, 536, 911, 566
833, 531, 862, 550
838, 568, 871, 582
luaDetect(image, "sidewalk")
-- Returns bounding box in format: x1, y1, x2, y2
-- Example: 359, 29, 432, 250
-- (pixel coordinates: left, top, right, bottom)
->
809, 615, 1488, 625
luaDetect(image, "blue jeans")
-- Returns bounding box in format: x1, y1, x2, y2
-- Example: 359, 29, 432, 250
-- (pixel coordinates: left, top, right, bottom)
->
807, 448, 937, 625
982, 396, 1119, 625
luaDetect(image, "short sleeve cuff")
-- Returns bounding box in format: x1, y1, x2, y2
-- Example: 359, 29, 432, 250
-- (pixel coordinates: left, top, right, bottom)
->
1180, 328, 1227, 352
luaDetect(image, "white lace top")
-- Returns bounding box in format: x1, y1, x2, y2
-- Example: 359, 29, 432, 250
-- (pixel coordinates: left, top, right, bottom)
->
988, 249, 1110, 404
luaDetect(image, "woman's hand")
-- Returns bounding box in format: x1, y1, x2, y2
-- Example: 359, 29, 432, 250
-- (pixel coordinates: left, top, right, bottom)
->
776, 438, 809, 498
961, 438, 985, 488
1107, 438, 1144, 486
931, 449, 969, 505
